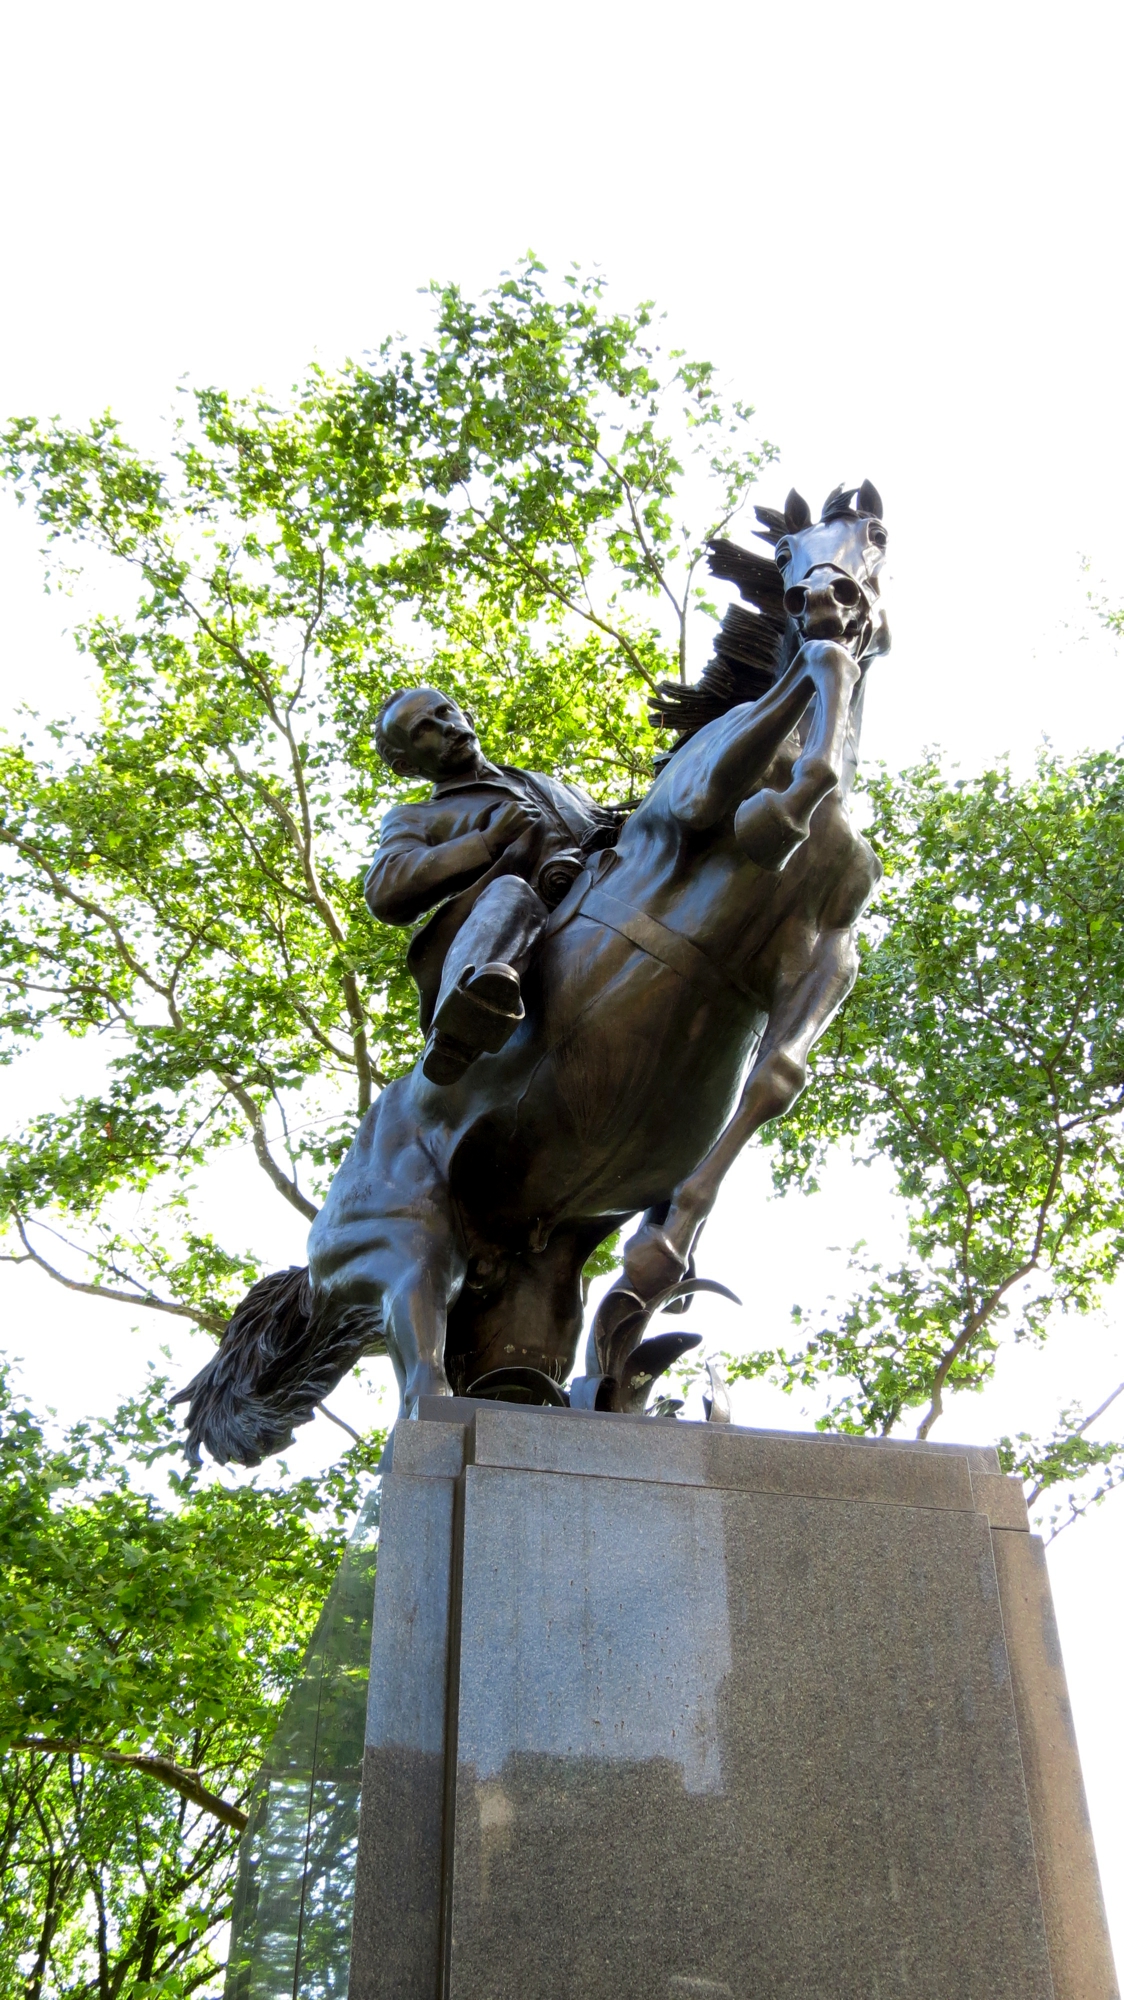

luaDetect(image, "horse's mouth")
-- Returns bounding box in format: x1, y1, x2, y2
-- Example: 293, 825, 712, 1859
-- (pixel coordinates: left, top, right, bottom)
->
799, 610, 851, 642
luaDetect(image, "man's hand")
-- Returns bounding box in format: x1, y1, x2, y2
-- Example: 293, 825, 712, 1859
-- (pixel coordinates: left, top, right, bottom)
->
480, 799, 542, 857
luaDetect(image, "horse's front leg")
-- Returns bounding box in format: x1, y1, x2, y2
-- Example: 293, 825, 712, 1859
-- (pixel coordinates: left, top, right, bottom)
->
622, 924, 860, 1299
732, 641, 862, 871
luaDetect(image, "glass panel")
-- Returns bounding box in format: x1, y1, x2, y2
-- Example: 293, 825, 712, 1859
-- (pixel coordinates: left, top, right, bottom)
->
225, 1485, 380, 2000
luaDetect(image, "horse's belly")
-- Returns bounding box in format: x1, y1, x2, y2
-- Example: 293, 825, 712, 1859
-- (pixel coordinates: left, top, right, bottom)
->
461, 929, 764, 1226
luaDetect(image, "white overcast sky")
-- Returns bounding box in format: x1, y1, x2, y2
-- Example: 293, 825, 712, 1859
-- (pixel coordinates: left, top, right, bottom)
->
2, 0, 1122, 1959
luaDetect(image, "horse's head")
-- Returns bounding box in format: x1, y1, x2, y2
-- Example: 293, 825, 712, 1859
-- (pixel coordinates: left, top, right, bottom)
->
649, 479, 890, 750
775, 481, 890, 662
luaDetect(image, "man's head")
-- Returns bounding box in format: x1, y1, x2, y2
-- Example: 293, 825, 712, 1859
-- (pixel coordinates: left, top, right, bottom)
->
374, 686, 484, 783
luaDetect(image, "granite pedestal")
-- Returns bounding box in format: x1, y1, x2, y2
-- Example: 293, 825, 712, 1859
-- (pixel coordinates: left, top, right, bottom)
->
349, 1403, 1118, 2000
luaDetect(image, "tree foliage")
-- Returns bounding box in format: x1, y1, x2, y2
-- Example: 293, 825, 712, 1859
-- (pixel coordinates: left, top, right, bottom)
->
0, 1361, 382, 1996
731, 751, 1124, 1532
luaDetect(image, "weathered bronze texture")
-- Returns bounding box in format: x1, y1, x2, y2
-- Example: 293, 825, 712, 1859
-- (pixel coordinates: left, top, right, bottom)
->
365, 687, 624, 1084
176, 484, 889, 1464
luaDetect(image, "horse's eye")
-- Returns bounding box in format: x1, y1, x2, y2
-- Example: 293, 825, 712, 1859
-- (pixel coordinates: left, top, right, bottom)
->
869, 526, 888, 550
775, 538, 791, 568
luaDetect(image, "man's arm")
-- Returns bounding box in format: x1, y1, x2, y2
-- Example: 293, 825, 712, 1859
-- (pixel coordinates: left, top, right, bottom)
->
523, 771, 627, 851
558, 780, 631, 851
364, 801, 538, 926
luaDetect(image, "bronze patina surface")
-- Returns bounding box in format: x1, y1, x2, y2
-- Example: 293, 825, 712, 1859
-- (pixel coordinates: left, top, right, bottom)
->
176, 484, 891, 1462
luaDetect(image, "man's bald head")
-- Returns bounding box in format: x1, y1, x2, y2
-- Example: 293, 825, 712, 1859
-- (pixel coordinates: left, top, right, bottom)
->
374, 687, 485, 783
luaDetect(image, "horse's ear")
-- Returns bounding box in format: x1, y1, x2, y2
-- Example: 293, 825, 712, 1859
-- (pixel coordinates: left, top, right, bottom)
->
784, 488, 812, 532
858, 479, 884, 518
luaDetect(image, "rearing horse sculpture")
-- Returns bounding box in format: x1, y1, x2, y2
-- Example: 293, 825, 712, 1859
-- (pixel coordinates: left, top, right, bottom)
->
176, 482, 889, 1463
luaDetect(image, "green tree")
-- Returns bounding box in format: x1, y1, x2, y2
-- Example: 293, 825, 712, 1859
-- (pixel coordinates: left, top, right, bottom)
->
731, 750, 1124, 1534
0, 256, 771, 1335
0, 1360, 383, 1997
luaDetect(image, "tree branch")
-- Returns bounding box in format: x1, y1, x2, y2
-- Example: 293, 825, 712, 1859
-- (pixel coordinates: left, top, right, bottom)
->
288, 994, 383, 1078
213, 1073, 318, 1221
1027, 1378, 1124, 1507
465, 506, 661, 690
913, 1259, 1038, 1440
593, 447, 685, 633
883, 1079, 979, 1321
10, 1740, 247, 1833
0, 829, 181, 1026
915, 1123, 1069, 1440
8, 1218, 225, 1334
215, 744, 375, 1116
130, 561, 375, 1119
316, 1400, 362, 1444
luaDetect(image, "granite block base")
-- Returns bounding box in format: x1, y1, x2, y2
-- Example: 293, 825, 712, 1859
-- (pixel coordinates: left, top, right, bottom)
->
348, 1405, 1118, 2000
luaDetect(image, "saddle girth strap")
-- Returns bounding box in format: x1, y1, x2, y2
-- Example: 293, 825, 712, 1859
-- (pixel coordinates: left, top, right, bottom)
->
571, 885, 756, 1008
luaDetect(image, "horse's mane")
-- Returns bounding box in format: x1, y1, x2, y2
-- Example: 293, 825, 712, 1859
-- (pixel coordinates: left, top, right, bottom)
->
650, 485, 883, 750
649, 504, 790, 744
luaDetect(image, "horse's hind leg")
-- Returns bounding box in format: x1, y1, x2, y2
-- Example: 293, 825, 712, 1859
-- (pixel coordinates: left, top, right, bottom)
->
378, 1237, 463, 1409
622, 924, 860, 1300
307, 1090, 467, 1415
311, 1216, 465, 1415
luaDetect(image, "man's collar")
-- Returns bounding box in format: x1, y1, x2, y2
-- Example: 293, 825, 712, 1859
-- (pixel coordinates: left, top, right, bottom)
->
431, 761, 521, 799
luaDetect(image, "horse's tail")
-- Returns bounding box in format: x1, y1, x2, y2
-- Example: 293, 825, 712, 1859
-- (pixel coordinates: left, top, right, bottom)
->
170, 1265, 385, 1467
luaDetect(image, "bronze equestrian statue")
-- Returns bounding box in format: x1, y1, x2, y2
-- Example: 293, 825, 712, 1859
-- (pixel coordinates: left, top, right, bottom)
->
175, 482, 890, 1463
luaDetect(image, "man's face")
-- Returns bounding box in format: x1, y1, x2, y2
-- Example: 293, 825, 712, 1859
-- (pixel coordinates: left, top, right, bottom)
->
381, 689, 481, 782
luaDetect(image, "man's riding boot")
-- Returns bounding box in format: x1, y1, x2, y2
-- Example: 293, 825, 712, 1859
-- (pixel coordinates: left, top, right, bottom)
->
422, 962, 525, 1085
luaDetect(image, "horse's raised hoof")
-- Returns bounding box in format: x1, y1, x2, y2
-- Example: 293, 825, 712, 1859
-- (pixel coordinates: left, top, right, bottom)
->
622, 1223, 689, 1300
733, 791, 807, 872
403, 1360, 453, 1415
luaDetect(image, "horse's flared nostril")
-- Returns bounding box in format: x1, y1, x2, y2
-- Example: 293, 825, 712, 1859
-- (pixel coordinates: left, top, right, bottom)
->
784, 586, 807, 616
832, 577, 861, 607
794, 585, 846, 630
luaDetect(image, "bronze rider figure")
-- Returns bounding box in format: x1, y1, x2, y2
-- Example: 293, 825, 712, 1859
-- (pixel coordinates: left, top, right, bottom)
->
367, 686, 622, 1083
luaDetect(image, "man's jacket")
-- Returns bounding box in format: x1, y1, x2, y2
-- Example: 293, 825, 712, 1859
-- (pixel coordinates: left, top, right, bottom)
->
364, 765, 616, 1028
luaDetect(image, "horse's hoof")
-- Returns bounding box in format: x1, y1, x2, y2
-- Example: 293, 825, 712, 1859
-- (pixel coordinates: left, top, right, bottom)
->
734, 791, 807, 872
622, 1226, 688, 1300
404, 1362, 453, 1415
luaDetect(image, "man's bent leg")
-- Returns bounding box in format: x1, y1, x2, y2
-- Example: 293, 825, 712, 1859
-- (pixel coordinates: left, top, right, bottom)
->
424, 878, 547, 1084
